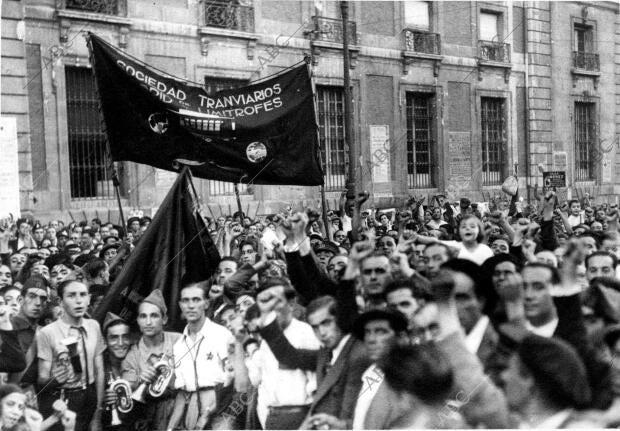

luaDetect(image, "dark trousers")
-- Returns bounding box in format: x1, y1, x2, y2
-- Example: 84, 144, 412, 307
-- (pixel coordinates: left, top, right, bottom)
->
39, 384, 97, 431
265, 405, 311, 430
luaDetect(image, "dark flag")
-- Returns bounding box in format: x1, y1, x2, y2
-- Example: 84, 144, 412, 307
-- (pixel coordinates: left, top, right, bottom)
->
87, 33, 324, 186
93, 168, 220, 330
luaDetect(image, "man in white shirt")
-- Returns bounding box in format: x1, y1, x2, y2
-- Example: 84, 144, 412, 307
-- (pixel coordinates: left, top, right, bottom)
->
167, 282, 234, 431
246, 277, 320, 429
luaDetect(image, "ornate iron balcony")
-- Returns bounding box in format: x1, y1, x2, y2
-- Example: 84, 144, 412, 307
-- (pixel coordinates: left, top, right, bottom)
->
572, 51, 599, 71
65, 0, 119, 14
204, 0, 254, 32
310, 16, 357, 45
478, 40, 511, 63
404, 29, 441, 55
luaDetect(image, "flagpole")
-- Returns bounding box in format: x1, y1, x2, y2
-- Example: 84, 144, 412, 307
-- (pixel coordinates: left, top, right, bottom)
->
341, 0, 360, 241
234, 183, 244, 217
112, 166, 127, 234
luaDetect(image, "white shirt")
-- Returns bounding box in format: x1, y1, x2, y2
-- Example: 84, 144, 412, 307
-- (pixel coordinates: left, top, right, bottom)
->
465, 315, 490, 354
567, 213, 584, 228
525, 317, 559, 338
443, 241, 494, 265
247, 318, 320, 427
173, 318, 234, 391
352, 364, 384, 429
331, 334, 351, 365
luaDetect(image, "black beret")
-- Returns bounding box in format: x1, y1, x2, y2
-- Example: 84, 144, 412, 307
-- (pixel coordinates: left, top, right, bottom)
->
500, 323, 591, 409
353, 309, 408, 340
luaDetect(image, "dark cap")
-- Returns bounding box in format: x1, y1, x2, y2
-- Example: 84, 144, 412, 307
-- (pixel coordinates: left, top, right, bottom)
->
56, 230, 69, 238
353, 309, 408, 340
255, 276, 293, 295
102, 312, 127, 335
22, 275, 49, 293
127, 217, 140, 226
460, 198, 471, 208
499, 323, 591, 408
99, 243, 120, 259
314, 240, 339, 256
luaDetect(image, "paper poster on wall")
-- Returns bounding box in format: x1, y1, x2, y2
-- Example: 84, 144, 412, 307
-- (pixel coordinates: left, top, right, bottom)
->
0, 117, 20, 218
369, 125, 390, 183
602, 156, 612, 183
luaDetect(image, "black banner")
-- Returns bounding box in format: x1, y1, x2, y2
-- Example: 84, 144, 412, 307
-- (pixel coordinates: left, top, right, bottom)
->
543, 171, 566, 190
93, 168, 220, 331
87, 33, 324, 186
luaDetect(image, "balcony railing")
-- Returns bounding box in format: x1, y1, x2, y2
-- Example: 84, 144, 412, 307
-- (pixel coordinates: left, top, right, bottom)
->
572, 51, 600, 71
65, 0, 119, 14
204, 0, 254, 32
310, 16, 357, 45
478, 40, 511, 63
403, 29, 441, 55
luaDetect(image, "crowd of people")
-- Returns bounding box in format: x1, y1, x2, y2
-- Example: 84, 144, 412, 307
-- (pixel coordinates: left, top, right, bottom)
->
2, 188, 620, 430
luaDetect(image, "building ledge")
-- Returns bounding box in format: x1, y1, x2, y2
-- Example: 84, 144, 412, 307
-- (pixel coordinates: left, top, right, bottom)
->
477, 60, 512, 83
197, 27, 259, 59
57, 9, 131, 47
570, 68, 600, 89
401, 51, 443, 76
309, 40, 360, 68
56, 9, 131, 26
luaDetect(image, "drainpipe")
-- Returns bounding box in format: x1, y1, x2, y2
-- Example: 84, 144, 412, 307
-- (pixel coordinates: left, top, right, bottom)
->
524, 5, 531, 204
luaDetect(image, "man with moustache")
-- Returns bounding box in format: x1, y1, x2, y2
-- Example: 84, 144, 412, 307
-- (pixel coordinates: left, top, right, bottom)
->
168, 283, 234, 431
121, 290, 180, 431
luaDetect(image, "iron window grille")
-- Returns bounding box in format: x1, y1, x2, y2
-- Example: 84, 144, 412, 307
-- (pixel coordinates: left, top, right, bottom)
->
317, 86, 347, 191
572, 51, 599, 71
64, 0, 120, 15
204, 0, 254, 32
204, 76, 250, 196
480, 97, 506, 185
403, 30, 441, 55
65, 66, 121, 199
406, 93, 435, 189
574, 102, 596, 181
478, 40, 511, 63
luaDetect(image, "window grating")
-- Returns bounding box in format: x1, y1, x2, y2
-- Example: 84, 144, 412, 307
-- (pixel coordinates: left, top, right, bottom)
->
480, 97, 506, 185
317, 86, 347, 190
406, 92, 435, 188
575, 102, 596, 181
65, 66, 118, 199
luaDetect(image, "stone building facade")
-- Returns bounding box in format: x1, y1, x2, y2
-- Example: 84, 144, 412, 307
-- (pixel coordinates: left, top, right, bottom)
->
1, 0, 619, 220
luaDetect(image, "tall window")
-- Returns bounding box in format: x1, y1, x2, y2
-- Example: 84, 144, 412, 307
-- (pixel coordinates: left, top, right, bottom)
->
479, 12, 499, 41
574, 23, 594, 54
204, 76, 249, 196
404, 1, 430, 30
575, 102, 596, 181
65, 66, 117, 199
406, 93, 435, 188
317, 86, 346, 190
480, 97, 506, 185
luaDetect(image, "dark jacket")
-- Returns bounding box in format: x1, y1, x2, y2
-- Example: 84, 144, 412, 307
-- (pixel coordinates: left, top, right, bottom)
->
0, 329, 26, 373
259, 319, 370, 424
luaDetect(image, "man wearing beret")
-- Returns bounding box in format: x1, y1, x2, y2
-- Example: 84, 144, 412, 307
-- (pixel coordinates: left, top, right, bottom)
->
121, 290, 180, 431
499, 323, 603, 428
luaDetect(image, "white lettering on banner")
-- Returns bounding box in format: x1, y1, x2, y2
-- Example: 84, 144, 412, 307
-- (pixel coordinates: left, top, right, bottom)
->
0, 117, 20, 218
116, 58, 286, 119
116, 59, 187, 104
